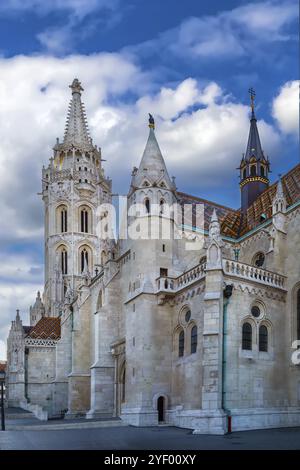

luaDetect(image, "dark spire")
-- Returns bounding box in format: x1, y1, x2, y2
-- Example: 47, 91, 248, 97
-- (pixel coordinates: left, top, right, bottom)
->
244, 88, 264, 161
239, 89, 270, 213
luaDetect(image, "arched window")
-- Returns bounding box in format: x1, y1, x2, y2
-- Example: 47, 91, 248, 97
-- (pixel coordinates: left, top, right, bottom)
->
61, 207, 67, 232
145, 198, 150, 214
121, 367, 126, 403
243, 168, 247, 179
61, 248, 68, 275
259, 325, 268, 352
159, 199, 165, 215
80, 248, 89, 273
242, 323, 252, 350
80, 207, 89, 233
250, 165, 256, 176
57, 205, 68, 233
261, 165, 265, 177
191, 325, 197, 354
178, 330, 184, 357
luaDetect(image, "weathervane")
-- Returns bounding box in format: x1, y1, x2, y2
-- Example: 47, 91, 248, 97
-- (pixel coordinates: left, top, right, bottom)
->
248, 87, 256, 114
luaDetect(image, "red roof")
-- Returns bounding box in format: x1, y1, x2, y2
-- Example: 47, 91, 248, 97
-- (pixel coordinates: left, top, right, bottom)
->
25, 317, 61, 340
178, 163, 300, 239
0, 362, 6, 373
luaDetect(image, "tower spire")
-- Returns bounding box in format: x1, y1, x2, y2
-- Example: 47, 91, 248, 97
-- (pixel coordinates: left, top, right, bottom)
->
239, 89, 270, 212
63, 78, 93, 150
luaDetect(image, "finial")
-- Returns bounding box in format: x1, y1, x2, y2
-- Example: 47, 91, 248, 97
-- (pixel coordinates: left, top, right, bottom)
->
16, 309, 20, 320
148, 113, 155, 129
69, 78, 84, 95
248, 87, 256, 118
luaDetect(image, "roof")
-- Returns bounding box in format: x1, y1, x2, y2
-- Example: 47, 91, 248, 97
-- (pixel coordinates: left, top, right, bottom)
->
25, 317, 61, 340
0, 362, 6, 373
62, 78, 93, 151
133, 126, 173, 189
244, 112, 265, 162
178, 163, 300, 239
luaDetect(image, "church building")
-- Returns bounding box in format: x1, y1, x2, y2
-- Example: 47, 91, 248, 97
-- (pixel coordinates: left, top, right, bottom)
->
6, 79, 300, 434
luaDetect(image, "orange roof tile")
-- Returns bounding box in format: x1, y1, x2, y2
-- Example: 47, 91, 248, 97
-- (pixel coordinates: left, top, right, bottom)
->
26, 317, 61, 340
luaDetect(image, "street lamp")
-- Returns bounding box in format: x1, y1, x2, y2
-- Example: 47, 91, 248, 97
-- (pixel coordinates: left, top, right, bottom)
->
0, 368, 5, 431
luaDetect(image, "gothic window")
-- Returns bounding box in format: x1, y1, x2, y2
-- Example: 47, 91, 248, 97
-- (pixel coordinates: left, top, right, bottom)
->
261, 165, 265, 177
178, 330, 184, 357
61, 207, 67, 232
61, 248, 68, 275
250, 165, 257, 176
191, 325, 197, 354
243, 168, 247, 179
160, 199, 165, 215
259, 325, 268, 352
253, 252, 265, 268
80, 207, 90, 233
145, 198, 150, 214
57, 205, 68, 233
80, 248, 89, 273
242, 322, 252, 350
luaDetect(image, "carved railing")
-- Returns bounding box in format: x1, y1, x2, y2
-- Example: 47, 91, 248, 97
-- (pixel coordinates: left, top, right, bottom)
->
156, 262, 206, 294
222, 259, 286, 289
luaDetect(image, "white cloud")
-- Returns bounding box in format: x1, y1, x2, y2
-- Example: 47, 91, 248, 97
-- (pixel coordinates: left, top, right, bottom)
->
272, 80, 299, 136
0, 53, 285, 359
131, 0, 298, 60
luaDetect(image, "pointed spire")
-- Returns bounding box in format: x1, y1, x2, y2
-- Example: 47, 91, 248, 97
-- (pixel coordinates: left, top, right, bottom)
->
245, 90, 264, 161
275, 175, 284, 198
16, 309, 20, 321
133, 115, 172, 188
63, 78, 93, 150
273, 174, 286, 215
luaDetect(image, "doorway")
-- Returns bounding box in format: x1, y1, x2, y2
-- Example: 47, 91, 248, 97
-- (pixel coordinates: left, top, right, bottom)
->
157, 396, 165, 422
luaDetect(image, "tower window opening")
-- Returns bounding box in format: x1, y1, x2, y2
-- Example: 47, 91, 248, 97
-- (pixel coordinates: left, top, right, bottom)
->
261, 165, 265, 177
61, 208, 67, 233
80, 208, 89, 233
250, 165, 257, 176
61, 249, 68, 275
80, 248, 89, 273
178, 330, 184, 357
145, 198, 150, 214
243, 168, 247, 179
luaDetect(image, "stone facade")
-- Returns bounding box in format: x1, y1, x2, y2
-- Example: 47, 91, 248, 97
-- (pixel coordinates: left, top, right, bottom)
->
5, 79, 300, 434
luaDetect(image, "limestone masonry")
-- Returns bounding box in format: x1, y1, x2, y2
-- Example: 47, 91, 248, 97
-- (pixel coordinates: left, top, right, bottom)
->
6, 79, 300, 434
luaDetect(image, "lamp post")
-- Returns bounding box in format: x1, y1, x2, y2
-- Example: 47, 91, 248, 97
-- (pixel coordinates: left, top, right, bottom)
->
0, 369, 5, 431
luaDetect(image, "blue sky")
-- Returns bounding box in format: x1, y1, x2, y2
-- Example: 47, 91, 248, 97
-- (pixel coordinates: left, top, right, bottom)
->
0, 0, 298, 358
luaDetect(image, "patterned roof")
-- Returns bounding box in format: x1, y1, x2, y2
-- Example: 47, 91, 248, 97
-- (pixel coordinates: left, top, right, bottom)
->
178, 163, 300, 239
0, 362, 6, 373
25, 317, 61, 340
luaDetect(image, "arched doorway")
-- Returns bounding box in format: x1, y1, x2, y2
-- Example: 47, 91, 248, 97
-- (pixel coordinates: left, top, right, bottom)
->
157, 396, 165, 423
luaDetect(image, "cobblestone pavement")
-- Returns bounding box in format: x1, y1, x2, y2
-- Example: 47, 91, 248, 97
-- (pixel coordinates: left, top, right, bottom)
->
0, 426, 299, 450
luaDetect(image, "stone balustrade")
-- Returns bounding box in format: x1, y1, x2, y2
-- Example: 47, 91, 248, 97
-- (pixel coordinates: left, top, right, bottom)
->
222, 259, 286, 289
156, 262, 206, 293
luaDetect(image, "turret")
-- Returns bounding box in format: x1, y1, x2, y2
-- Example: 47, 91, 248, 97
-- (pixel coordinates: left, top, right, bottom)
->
30, 291, 45, 326
239, 89, 270, 212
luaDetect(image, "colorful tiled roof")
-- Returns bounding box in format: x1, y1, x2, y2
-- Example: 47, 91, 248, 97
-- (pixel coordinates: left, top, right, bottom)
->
0, 362, 6, 373
178, 163, 300, 239
25, 317, 61, 340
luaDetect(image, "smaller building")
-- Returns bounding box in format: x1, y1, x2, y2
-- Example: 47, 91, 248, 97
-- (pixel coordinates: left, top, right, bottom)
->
6, 308, 60, 412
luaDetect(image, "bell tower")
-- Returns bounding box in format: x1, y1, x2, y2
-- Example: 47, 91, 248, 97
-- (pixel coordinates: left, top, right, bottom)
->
42, 79, 112, 316
239, 89, 270, 212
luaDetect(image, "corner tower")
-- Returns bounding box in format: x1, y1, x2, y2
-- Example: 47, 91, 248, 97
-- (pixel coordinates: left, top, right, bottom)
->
239, 89, 270, 212
42, 79, 112, 316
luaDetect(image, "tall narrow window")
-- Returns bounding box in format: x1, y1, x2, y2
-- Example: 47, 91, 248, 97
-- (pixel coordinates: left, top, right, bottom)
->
242, 323, 252, 350
61, 249, 68, 275
81, 248, 89, 272
145, 198, 150, 214
61, 208, 67, 232
191, 325, 197, 354
259, 325, 268, 352
178, 330, 184, 357
250, 165, 257, 176
243, 168, 247, 179
160, 199, 165, 215
297, 289, 300, 341
80, 208, 89, 233
261, 165, 265, 177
